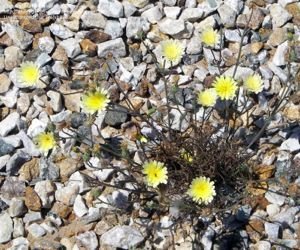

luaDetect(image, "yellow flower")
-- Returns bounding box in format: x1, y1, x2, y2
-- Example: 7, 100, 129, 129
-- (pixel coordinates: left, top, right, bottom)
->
81, 89, 109, 114
180, 149, 193, 163
34, 132, 56, 153
244, 74, 263, 94
187, 176, 216, 205
17, 62, 40, 86
213, 76, 238, 100
161, 39, 184, 65
197, 88, 218, 107
142, 160, 168, 188
201, 28, 220, 47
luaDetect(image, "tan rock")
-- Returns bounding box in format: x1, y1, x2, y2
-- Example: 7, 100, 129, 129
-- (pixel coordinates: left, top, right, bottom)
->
56, 157, 83, 182
246, 219, 265, 242
267, 27, 288, 47
283, 104, 300, 121
0, 73, 11, 94
52, 46, 68, 64
25, 186, 42, 211
20, 18, 42, 33
80, 39, 97, 57
0, 33, 13, 46
51, 202, 72, 219
286, 2, 300, 26
19, 158, 40, 181
253, 164, 275, 180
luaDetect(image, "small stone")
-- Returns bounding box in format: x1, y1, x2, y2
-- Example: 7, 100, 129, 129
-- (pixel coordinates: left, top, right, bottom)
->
97, 38, 126, 58
80, 39, 97, 57
272, 41, 289, 66
18, 130, 40, 157
52, 61, 69, 79
51, 202, 72, 219
100, 226, 144, 249
266, 204, 280, 217
0, 0, 13, 14
283, 104, 300, 121
272, 206, 300, 225
55, 185, 79, 206
49, 23, 74, 39
98, 0, 124, 18
253, 241, 271, 250
264, 222, 280, 239
73, 195, 88, 217
267, 27, 288, 47
32, 238, 63, 250
104, 105, 128, 127
6, 150, 31, 176
0, 177, 25, 199
52, 45, 68, 63
158, 18, 185, 35
20, 18, 43, 33
265, 186, 286, 206
218, 4, 237, 28
104, 20, 123, 40
31, 0, 59, 12
8, 198, 26, 217
126, 16, 150, 39
13, 218, 25, 238
76, 231, 98, 250
2, 23, 33, 50
38, 36, 55, 54
81, 10, 106, 29
39, 157, 60, 181
164, 6, 181, 19
0, 73, 11, 94
56, 157, 82, 182
270, 4, 292, 27
246, 219, 264, 242
25, 186, 42, 211
47, 90, 63, 112
142, 6, 163, 24
34, 180, 56, 208
27, 223, 46, 238
68, 171, 90, 193
280, 135, 300, 152
4, 46, 23, 71
23, 211, 42, 224
85, 30, 111, 43
180, 8, 204, 21
0, 212, 13, 243
59, 38, 81, 58
268, 62, 288, 83
0, 138, 14, 157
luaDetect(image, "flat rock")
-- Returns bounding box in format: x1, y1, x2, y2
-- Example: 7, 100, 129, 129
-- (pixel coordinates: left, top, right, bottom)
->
27, 223, 46, 238
280, 134, 300, 152
271, 206, 300, 225
49, 23, 74, 39
180, 8, 204, 21
126, 16, 150, 39
104, 20, 123, 40
59, 38, 81, 58
98, 0, 124, 18
81, 10, 106, 29
158, 18, 185, 35
270, 3, 292, 27
97, 38, 126, 58
100, 225, 144, 249
2, 23, 33, 50
0, 212, 13, 243
142, 6, 163, 24
265, 186, 286, 206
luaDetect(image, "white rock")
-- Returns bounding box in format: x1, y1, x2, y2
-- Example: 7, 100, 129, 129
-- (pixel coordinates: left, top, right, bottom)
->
268, 62, 288, 83
47, 4, 61, 15
76, 231, 98, 250
265, 222, 280, 239
8, 237, 29, 250
0, 0, 13, 14
97, 38, 126, 58
68, 171, 90, 193
0, 155, 10, 170
13, 218, 24, 238
185, 0, 196, 7
272, 41, 289, 66
31, 0, 59, 12
272, 207, 300, 225
18, 130, 40, 157
186, 35, 202, 54
266, 204, 280, 217
123, 1, 137, 17
2, 23, 33, 50
224, 66, 254, 81
52, 61, 69, 78
34, 180, 55, 208
104, 20, 123, 39
280, 135, 300, 152
93, 169, 114, 182
201, 226, 215, 250
60, 38, 81, 58
126, 16, 150, 38
162, 0, 176, 6
127, 0, 148, 8
278, 0, 298, 7
98, 0, 124, 18
27, 118, 47, 138
269, 4, 292, 27
265, 186, 286, 206
194, 67, 209, 81
218, 4, 237, 28
23, 212, 42, 224
47, 90, 63, 112
38, 36, 55, 54
4, 46, 23, 71
0, 112, 20, 137
0, 212, 13, 243
55, 185, 79, 206
0, 87, 18, 108
254, 241, 271, 250
49, 23, 74, 39
158, 18, 185, 36
180, 8, 204, 22
142, 6, 163, 24
27, 223, 46, 238
73, 195, 88, 217
100, 226, 144, 249
163, 6, 181, 19
81, 11, 106, 29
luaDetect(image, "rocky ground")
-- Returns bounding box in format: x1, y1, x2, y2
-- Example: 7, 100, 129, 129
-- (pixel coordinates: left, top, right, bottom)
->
0, 0, 299, 249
